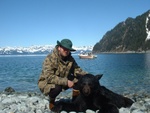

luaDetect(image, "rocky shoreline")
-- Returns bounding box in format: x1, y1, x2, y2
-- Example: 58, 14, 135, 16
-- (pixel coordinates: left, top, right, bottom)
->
99, 50, 150, 54
0, 88, 150, 113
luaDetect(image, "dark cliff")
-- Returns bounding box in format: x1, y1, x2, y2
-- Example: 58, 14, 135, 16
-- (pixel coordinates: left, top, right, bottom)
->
93, 10, 150, 53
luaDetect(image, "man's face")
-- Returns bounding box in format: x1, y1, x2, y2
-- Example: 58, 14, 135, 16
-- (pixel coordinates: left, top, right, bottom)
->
58, 46, 70, 57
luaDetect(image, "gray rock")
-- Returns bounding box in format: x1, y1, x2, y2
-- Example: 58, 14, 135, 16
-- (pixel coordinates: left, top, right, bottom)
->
119, 107, 130, 113
0, 91, 149, 113
4, 87, 15, 94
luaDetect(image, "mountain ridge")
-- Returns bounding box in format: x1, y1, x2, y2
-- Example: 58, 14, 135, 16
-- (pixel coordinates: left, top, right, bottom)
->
93, 10, 150, 53
0, 45, 93, 55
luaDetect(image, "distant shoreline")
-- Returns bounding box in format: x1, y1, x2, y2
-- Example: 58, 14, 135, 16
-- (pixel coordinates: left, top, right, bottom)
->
1, 50, 150, 56
0, 54, 48, 57
95, 50, 150, 54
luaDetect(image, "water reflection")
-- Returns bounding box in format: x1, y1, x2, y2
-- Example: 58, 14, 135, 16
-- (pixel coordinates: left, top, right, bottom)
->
0, 54, 149, 94
73, 53, 150, 94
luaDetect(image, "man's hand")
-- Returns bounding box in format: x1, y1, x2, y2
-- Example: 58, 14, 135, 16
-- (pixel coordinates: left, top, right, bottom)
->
67, 80, 74, 88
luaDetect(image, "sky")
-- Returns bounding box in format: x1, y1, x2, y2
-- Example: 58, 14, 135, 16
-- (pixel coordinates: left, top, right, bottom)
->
0, 0, 150, 47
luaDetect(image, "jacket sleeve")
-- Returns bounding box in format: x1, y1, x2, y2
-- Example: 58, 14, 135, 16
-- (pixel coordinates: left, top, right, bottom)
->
42, 56, 68, 86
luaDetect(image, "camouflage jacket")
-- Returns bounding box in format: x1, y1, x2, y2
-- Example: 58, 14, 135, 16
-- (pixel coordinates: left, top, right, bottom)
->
38, 46, 87, 96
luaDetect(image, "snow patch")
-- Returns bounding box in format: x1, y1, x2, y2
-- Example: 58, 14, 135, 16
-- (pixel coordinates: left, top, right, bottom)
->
0, 45, 93, 55
145, 12, 150, 41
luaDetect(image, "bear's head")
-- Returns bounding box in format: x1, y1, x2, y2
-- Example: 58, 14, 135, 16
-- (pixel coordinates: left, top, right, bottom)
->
77, 74, 103, 96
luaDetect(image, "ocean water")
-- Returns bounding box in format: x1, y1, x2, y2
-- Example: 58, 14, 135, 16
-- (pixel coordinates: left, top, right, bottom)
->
0, 53, 150, 95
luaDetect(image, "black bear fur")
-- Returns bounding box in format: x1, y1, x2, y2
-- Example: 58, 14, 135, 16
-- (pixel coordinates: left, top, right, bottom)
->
52, 74, 134, 113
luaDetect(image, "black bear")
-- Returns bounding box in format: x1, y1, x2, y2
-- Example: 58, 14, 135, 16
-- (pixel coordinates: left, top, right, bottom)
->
52, 74, 134, 113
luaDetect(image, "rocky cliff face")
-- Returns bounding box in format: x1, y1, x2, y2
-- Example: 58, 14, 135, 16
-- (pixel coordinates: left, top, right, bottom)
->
93, 10, 150, 53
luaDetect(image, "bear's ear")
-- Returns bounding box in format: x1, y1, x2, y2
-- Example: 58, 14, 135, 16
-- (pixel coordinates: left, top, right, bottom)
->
95, 74, 103, 80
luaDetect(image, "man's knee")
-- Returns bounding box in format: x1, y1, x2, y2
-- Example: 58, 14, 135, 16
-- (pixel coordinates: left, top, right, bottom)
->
49, 85, 62, 98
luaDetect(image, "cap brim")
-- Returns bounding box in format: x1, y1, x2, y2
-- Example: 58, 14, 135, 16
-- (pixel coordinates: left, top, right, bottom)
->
69, 48, 76, 51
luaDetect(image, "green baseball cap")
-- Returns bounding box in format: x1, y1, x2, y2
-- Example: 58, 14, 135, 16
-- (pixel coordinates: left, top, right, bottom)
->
57, 39, 76, 51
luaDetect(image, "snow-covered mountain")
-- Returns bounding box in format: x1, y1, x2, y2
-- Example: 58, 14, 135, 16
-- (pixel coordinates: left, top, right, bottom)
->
0, 45, 93, 55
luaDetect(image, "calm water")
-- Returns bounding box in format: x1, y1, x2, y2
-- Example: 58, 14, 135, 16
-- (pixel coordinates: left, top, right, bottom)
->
0, 53, 150, 95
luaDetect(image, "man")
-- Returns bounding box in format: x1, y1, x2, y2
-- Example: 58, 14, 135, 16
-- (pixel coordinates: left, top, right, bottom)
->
38, 39, 87, 110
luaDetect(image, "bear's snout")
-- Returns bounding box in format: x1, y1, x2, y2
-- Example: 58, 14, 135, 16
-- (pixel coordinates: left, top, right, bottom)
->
82, 85, 91, 96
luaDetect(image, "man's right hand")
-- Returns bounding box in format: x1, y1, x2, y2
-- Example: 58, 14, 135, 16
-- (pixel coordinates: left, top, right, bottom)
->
67, 80, 74, 88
